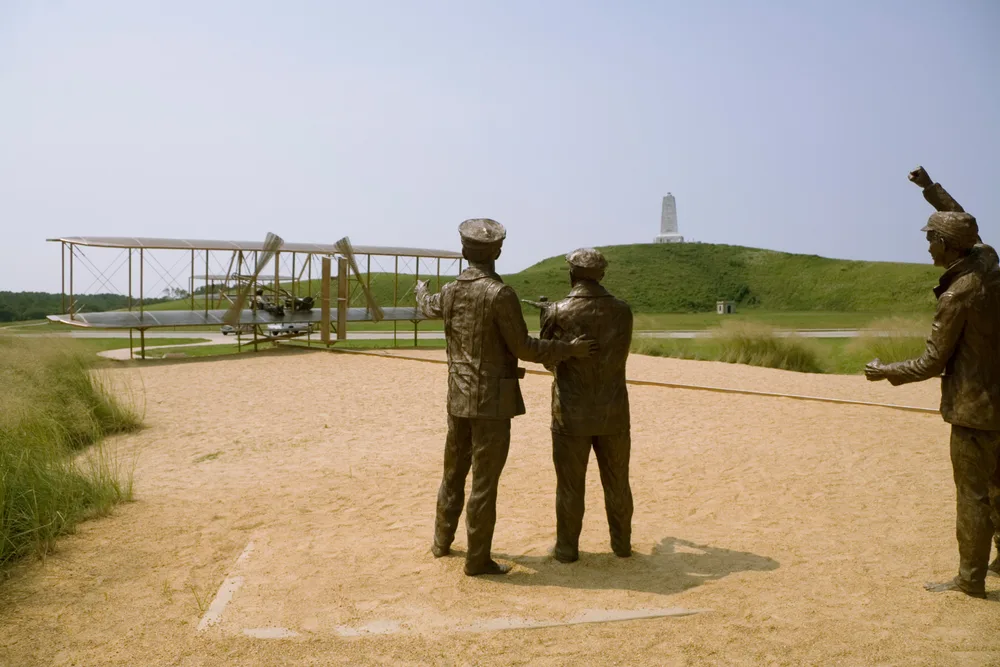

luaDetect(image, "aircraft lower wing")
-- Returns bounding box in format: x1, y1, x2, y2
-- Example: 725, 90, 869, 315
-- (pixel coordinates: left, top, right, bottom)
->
46, 307, 426, 329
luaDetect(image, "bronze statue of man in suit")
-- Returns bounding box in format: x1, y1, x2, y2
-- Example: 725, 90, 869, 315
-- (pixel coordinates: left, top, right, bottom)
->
416, 219, 596, 576
866, 170, 1000, 597
906, 166, 1000, 578
539, 248, 634, 562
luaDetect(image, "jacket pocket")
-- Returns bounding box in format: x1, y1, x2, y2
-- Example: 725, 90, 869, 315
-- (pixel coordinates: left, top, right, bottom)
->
448, 372, 476, 416
497, 378, 521, 417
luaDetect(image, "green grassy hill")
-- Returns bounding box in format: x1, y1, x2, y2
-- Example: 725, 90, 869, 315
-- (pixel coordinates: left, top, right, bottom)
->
507, 243, 940, 312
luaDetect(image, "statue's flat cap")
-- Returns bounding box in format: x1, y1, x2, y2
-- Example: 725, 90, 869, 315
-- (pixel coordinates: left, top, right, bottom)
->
458, 218, 506, 247
922, 211, 980, 250
565, 248, 608, 271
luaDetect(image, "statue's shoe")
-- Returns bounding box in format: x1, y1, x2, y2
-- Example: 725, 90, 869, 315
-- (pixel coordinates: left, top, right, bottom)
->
924, 576, 987, 599
612, 544, 632, 558
550, 545, 578, 563
464, 559, 511, 576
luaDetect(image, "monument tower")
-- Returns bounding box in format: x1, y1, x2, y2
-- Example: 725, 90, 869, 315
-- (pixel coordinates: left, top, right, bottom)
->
654, 193, 684, 243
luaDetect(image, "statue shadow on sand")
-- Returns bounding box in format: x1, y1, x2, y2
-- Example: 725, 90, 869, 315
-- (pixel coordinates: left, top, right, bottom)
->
488, 536, 779, 596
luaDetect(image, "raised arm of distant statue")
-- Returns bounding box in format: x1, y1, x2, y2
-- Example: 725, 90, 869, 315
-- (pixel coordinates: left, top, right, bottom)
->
415, 280, 443, 319
908, 166, 965, 213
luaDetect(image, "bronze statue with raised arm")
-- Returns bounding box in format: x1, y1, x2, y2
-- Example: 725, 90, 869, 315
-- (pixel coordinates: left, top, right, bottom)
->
537, 248, 634, 563
416, 219, 597, 576
906, 167, 1000, 577
866, 171, 1000, 597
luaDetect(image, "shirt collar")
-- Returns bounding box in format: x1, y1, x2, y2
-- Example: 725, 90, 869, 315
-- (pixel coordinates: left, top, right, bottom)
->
457, 266, 501, 282
567, 281, 610, 298
935, 246, 992, 297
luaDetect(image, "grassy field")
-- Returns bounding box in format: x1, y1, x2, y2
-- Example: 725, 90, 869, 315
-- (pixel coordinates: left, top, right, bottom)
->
628, 311, 930, 331
141, 242, 941, 315
23, 314, 933, 377
631, 318, 928, 375
62, 311, 930, 335
73, 337, 208, 354
0, 334, 210, 359
0, 337, 141, 573
14, 312, 933, 336
508, 243, 940, 312
136, 319, 929, 376
0, 320, 54, 331
15, 240, 943, 335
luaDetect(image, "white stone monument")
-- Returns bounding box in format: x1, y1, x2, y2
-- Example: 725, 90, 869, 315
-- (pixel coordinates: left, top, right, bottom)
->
654, 193, 684, 243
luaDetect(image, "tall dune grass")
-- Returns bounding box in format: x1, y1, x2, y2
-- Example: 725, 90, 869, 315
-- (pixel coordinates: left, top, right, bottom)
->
630, 337, 708, 361
0, 337, 142, 572
845, 316, 928, 366
631, 323, 824, 373
630, 317, 930, 375
712, 322, 825, 373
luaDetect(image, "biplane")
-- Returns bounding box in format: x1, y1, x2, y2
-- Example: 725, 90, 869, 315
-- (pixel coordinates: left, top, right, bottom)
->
46, 235, 462, 357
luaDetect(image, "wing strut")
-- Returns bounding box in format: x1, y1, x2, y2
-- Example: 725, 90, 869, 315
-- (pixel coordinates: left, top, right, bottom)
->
334, 237, 384, 322
224, 233, 283, 325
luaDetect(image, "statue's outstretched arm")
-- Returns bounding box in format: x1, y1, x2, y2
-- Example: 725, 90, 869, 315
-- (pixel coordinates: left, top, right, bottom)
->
415, 280, 443, 319
909, 166, 965, 213
879, 290, 968, 385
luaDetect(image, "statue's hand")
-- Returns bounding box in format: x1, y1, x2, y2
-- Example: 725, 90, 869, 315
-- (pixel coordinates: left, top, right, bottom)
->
568, 335, 598, 358
864, 358, 888, 382
415, 279, 429, 296
908, 166, 933, 189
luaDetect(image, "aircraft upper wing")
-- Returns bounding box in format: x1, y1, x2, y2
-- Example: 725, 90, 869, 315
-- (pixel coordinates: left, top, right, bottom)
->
47, 307, 426, 329
47, 237, 462, 259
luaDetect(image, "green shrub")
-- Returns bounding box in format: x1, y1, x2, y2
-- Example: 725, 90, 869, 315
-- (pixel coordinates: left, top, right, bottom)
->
630, 338, 703, 360
0, 337, 141, 571
630, 323, 825, 374
809, 316, 928, 374
846, 317, 928, 365
712, 322, 825, 373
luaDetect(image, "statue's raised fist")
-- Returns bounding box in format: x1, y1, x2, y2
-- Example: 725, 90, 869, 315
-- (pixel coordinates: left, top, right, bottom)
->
908, 166, 933, 189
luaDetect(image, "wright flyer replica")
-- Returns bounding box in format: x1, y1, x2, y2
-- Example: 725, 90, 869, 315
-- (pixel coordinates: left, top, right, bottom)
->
46, 235, 463, 356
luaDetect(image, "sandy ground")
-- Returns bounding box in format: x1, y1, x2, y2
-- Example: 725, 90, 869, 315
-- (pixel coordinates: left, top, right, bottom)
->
1, 348, 997, 666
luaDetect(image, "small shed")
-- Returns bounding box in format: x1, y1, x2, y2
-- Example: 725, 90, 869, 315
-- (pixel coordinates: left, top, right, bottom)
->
716, 300, 735, 315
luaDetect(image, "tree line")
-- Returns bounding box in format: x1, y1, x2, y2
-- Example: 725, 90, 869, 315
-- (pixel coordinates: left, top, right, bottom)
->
0, 291, 171, 322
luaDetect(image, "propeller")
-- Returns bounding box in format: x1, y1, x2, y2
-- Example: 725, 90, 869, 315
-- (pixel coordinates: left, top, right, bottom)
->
223, 232, 284, 325
333, 236, 384, 322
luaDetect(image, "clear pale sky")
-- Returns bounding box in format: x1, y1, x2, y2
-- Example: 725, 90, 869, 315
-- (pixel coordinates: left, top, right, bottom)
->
1, 1, 997, 293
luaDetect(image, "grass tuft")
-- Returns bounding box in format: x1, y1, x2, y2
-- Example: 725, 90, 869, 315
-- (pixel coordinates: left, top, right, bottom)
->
0, 337, 141, 572
844, 317, 928, 367
630, 317, 931, 375
631, 323, 825, 374
711, 322, 825, 373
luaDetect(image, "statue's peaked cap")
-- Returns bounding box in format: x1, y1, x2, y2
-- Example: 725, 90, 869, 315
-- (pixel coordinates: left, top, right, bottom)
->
922, 211, 980, 250
565, 248, 608, 271
458, 218, 506, 247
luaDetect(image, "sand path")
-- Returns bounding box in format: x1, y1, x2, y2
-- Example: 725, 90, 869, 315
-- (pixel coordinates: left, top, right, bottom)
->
1, 348, 997, 666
